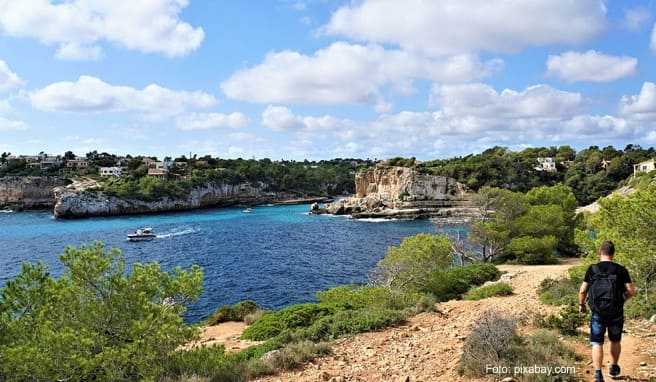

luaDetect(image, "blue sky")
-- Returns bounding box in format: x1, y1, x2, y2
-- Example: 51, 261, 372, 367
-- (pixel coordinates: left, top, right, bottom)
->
0, 0, 655, 160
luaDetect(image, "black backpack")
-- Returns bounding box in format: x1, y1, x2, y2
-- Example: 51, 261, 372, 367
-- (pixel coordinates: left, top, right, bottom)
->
587, 264, 622, 317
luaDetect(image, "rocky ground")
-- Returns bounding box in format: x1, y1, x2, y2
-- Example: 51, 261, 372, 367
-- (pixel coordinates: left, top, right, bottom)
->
201, 260, 656, 382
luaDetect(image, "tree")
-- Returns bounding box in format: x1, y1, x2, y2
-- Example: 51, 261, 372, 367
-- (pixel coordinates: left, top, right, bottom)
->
373, 234, 453, 290
0, 243, 203, 381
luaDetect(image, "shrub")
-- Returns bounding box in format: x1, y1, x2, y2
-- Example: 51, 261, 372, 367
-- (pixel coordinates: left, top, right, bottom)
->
373, 234, 453, 291
414, 294, 437, 313
459, 311, 578, 381
301, 308, 406, 341
535, 304, 586, 336
464, 282, 513, 300
507, 235, 558, 264
243, 309, 266, 325
261, 341, 331, 371
207, 300, 259, 325
538, 277, 579, 306
316, 285, 421, 311
423, 263, 501, 301
163, 345, 244, 381
0, 243, 203, 381
241, 303, 335, 341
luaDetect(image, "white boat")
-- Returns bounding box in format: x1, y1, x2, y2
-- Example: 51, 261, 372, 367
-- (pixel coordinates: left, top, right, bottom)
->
0, 208, 13, 214
127, 227, 156, 241
243, 208, 253, 213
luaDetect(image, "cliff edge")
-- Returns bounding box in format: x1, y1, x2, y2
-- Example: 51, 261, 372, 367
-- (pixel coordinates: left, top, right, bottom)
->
312, 165, 478, 220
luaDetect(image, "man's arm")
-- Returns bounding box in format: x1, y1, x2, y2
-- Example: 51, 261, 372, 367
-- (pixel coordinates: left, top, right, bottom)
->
578, 282, 589, 313
624, 283, 637, 300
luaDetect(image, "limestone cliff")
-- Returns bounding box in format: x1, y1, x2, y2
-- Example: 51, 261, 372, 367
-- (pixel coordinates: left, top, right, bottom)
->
313, 165, 477, 220
0, 176, 69, 209
53, 182, 321, 218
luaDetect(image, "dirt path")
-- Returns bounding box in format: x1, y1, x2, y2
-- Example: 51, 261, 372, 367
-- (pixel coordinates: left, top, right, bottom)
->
249, 260, 655, 382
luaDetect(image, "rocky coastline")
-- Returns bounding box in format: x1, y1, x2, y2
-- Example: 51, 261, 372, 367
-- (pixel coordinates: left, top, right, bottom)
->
310, 164, 479, 221
53, 182, 333, 219
0, 176, 69, 209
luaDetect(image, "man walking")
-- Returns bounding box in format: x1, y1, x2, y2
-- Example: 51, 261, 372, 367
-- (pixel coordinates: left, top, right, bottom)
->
579, 240, 637, 382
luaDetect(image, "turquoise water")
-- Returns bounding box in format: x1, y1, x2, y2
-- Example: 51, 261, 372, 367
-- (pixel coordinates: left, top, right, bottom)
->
0, 205, 466, 322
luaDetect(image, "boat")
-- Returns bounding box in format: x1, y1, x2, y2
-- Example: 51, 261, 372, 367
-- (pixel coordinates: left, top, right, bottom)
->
127, 227, 157, 241
0, 208, 13, 213
242, 208, 253, 213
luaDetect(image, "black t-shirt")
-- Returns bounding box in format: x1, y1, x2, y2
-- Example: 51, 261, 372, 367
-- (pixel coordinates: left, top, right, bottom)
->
584, 261, 632, 306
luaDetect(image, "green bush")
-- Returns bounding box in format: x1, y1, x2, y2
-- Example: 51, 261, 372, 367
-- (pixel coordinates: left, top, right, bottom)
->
538, 277, 579, 306
423, 263, 501, 301
163, 345, 244, 381
464, 282, 513, 300
316, 285, 421, 311
535, 304, 587, 336
207, 300, 259, 325
0, 243, 203, 382
301, 308, 407, 341
507, 235, 558, 264
241, 303, 335, 341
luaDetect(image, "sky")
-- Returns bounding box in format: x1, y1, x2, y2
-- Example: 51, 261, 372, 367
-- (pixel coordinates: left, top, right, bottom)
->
0, 0, 655, 160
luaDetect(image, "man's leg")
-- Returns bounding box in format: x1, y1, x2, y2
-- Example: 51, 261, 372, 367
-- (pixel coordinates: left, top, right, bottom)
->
610, 341, 621, 365
592, 343, 604, 369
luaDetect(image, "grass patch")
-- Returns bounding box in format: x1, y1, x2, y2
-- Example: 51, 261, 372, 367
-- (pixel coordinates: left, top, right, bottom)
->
464, 282, 513, 300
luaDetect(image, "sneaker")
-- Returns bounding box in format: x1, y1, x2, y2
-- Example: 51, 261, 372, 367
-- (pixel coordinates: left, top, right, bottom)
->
609, 364, 621, 377
594, 369, 604, 382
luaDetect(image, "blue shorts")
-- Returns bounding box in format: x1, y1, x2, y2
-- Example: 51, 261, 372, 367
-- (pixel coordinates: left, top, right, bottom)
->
590, 312, 624, 345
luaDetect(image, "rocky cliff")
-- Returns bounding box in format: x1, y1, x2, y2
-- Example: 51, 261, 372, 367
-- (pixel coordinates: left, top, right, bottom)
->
53, 182, 326, 218
312, 165, 478, 220
0, 176, 69, 209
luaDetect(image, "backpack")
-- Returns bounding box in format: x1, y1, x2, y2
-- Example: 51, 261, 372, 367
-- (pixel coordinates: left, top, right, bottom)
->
587, 264, 623, 317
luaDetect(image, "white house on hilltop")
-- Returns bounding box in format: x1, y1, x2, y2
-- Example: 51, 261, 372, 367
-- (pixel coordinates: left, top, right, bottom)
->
535, 157, 557, 172
99, 167, 123, 177
633, 159, 655, 176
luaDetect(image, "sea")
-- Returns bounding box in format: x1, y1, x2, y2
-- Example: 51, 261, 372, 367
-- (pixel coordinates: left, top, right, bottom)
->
0, 205, 467, 322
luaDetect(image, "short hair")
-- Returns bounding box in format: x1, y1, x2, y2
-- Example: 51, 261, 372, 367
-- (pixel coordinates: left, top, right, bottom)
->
599, 240, 615, 256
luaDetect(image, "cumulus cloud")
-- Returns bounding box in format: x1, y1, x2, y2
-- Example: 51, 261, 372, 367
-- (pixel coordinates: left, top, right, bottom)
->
222, 42, 502, 106
323, 0, 606, 55
0, 116, 28, 131
0, 0, 204, 59
176, 112, 250, 130
261, 105, 352, 132
0, 60, 23, 92
546, 50, 637, 83
621, 82, 656, 119
30, 76, 217, 115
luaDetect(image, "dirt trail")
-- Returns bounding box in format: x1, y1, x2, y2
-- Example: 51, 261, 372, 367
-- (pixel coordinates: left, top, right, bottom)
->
248, 260, 655, 382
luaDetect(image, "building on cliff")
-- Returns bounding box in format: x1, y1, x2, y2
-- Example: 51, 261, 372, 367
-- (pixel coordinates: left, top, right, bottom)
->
99, 167, 123, 177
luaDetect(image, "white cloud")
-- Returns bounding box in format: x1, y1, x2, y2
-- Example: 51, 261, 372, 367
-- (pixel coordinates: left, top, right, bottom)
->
546, 50, 637, 83
221, 42, 501, 106
323, 0, 606, 55
623, 7, 651, 31
261, 105, 352, 132
431, 83, 583, 119
621, 82, 656, 119
30, 76, 217, 115
0, 60, 23, 92
0, 0, 204, 59
0, 117, 28, 131
176, 112, 250, 130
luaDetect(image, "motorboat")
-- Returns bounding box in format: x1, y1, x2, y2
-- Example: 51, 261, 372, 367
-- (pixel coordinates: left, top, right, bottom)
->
127, 227, 156, 241
242, 208, 253, 213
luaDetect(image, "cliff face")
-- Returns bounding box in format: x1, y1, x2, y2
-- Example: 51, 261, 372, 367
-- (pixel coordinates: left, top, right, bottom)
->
314, 165, 477, 220
53, 182, 298, 218
0, 176, 69, 209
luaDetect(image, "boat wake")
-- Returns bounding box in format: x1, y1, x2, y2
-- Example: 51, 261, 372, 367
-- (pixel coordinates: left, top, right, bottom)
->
156, 228, 198, 239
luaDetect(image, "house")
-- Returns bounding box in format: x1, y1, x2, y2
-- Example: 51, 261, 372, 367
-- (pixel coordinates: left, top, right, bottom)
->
633, 159, 655, 176
147, 168, 168, 178
535, 157, 557, 172
39, 155, 62, 169
66, 157, 89, 168
147, 159, 172, 178
99, 166, 123, 177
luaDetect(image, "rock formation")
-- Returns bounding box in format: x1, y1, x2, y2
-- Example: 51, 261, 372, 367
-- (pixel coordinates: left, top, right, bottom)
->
53, 181, 323, 218
312, 164, 478, 220
0, 176, 69, 209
